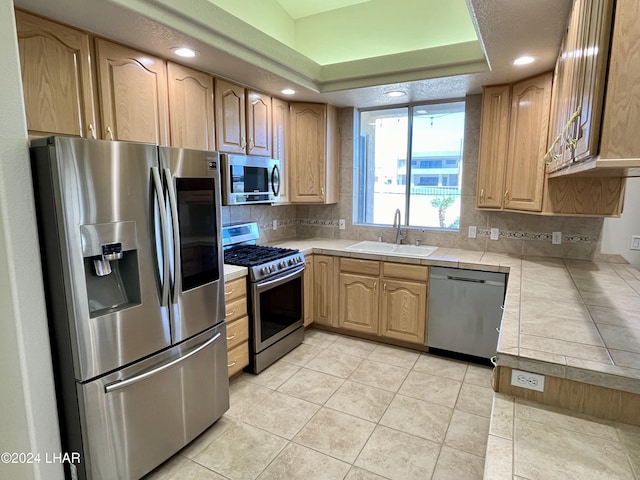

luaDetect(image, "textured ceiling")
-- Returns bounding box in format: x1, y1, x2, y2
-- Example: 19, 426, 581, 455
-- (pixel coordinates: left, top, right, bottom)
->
13, 0, 572, 108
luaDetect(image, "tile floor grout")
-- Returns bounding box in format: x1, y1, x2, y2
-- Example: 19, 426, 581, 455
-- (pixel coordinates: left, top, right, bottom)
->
146, 329, 495, 480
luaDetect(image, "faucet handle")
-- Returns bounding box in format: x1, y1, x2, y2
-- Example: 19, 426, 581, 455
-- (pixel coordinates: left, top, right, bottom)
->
415, 239, 422, 246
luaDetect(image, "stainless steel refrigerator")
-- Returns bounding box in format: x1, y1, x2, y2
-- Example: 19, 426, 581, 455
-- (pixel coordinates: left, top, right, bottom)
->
30, 136, 229, 480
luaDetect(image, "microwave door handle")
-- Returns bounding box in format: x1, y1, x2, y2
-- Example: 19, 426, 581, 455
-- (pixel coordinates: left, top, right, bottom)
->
271, 164, 280, 196
164, 168, 181, 304
151, 167, 170, 306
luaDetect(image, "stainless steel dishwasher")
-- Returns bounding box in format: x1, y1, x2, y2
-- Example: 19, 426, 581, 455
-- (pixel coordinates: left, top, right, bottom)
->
428, 267, 507, 360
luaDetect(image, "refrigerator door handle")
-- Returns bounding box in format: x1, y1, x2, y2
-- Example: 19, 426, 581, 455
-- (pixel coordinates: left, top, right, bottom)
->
164, 168, 181, 303
104, 332, 222, 393
152, 167, 170, 306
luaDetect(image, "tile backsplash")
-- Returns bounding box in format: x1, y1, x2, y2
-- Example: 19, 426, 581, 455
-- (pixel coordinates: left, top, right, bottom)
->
223, 96, 619, 261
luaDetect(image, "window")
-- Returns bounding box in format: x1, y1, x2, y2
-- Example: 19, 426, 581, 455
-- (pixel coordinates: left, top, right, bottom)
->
356, 101, 465, 229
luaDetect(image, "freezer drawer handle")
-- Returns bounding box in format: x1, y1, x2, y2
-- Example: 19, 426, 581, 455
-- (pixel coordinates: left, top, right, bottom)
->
104, 332, 221, 393
446, 276, 486, 283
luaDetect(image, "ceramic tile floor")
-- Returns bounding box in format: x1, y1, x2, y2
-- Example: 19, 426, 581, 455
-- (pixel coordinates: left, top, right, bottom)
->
485, 393, 640, 480
144, 329, 495, 480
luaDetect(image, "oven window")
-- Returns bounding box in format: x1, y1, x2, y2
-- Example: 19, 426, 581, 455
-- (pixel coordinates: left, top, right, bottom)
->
176, 178, 220, 291
259, 276, 302, 343
244, 166, 268, 192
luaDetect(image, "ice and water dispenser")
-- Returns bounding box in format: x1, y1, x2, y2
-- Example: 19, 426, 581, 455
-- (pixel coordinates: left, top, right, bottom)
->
81, 222, 141, 317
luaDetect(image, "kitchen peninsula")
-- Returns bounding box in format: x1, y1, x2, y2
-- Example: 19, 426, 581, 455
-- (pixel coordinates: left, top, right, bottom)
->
270, 238, 640, 426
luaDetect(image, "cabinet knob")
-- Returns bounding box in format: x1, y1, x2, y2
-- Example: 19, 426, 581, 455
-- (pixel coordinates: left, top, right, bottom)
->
373, 281, 377, 292
227, 361, 237, 368
106, 127, 114, 141
321, 187, 325, 198
383, 282, 387, 295
249, 138, 254, 150
504, 190, 509, 202
226, 334, 237, 341
88, 123, 96, 140
480, 189, 484, 200
241, 137, 246, 149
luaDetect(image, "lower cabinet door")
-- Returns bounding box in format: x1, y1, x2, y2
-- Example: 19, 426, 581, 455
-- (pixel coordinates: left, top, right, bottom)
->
338, 272, 379, 335
380, 279, 427, 344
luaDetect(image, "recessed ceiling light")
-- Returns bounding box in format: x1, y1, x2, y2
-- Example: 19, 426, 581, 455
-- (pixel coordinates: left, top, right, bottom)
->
281, 88, 296, 95
386, 91, 406, 97
513, 55, 535, 66
172, 47, 198, 58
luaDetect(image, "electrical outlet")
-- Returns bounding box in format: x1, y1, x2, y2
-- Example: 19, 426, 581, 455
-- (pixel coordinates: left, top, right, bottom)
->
552, 231, 562, 245
468, 226, 477, 238
631, 235, 640, 251
339, 219, 346, 230
490, 228, 499, 240
272, 219, 278, 230
510, 369, 545, 392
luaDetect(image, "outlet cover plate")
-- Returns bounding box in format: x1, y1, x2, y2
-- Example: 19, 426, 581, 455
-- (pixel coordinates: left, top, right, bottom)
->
511, 369, 545, 392
339, 219, 346, 230
490, 228, 499, 240
632, 235, 640, 250
468, 226, 477, 238
552, 232, 562, 244
272, 219, 278, 230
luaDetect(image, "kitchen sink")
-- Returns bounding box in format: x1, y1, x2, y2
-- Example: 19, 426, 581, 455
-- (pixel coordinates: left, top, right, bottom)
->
345, 240, 438, 257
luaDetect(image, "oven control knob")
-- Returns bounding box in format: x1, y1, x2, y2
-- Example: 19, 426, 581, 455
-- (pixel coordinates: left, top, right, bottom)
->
288, 259, 294, 266
279, 261, 286, 268
270, 265, 276, 272
296, 256, 302, 263
261, 266, 269, 275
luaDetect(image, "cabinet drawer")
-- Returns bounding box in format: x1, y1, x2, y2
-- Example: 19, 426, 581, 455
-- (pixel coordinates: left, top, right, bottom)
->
383, 263, 429, 282
227, 342, 249, 378
224, 277, 247, 302
340, 258, 380, 276
225, 296, 247, 323
226, 316, 249, 351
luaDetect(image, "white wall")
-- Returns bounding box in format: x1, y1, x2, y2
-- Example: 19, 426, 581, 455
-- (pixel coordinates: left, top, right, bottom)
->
601, 177, 640, 269
0, 0, 64, 478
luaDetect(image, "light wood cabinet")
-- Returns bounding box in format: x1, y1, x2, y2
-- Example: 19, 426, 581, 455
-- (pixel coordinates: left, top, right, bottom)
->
547, 0, 640, 176
338, 259, 380, 335
247, 90, 272, 156
224, 276, 249, 377
476, 73, 552, 212
313, 255, 336, 327
335, 258, 428, 345
167, 62, 215, 150
214, 78, 245, 153
16, 10, 98, 139
272, 97, 290, 203
379, 263, 428, 344
477, 84, 510, 209
303, 255, 314, 327
546, 0, 614, 172
503, 73, 553, 211
215, 79, 272, 156
95, 39, 169, 145
289, 103, 339, 204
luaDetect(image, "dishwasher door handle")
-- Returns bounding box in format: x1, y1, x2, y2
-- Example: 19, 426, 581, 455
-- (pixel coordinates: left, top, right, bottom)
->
446, 276, 486, 283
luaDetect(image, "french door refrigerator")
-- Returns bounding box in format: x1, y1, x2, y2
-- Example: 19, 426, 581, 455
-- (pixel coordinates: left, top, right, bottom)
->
30, 136, 229, 480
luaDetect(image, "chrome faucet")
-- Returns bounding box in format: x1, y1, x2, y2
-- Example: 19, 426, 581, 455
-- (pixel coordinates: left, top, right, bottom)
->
393, 208, 405, 244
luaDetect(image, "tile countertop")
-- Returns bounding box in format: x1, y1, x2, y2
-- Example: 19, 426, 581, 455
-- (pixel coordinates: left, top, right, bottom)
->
269, 238, 640, 395
223, 264, 248, 282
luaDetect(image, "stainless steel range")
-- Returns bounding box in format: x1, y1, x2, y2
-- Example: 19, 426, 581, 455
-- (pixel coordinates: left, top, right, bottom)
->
223, 222, 304, 373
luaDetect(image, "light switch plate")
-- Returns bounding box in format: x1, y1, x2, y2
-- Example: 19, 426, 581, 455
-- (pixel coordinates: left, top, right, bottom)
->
339, 219, 346, 230
490, 228, 499, 240
632, 235, 640, 250
468, 226, 477, 238
552, 232, 562, 244
272, 219, 278, 230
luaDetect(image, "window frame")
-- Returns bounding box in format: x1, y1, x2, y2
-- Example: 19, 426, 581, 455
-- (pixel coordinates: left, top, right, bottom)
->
355, 98, 466, 230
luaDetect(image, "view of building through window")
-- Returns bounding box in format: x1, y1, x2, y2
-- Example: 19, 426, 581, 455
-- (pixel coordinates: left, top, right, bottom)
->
357, 101, 465, 230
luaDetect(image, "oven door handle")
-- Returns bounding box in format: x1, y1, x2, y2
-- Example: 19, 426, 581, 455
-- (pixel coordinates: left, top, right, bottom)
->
255, 265, 304, 291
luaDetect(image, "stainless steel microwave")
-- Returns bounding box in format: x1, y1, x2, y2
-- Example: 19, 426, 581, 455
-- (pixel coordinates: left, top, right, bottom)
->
220, 154, 281, 205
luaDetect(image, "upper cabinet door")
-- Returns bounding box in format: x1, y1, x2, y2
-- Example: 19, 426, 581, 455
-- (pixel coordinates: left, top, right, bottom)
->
95, 38, 169, 145
16, 10, 98, 139
246, 90, 272, 156
477, 84, 510, 209
503, 72, 553, 212
167, 62, 215, 150
289, 102, 327, 203
214, 79, 246, 154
